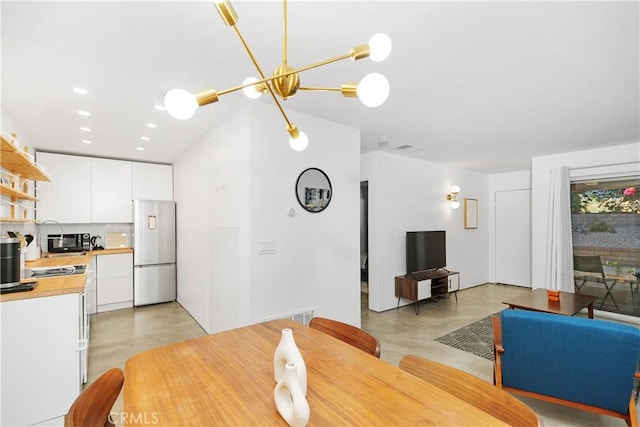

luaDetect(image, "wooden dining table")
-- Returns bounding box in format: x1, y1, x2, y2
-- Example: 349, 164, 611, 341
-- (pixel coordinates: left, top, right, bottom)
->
124, 319, 510, 426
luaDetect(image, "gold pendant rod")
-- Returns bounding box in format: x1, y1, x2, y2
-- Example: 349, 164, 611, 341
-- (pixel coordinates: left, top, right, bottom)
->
283, 0, 288, 65
231, 24, 294, 129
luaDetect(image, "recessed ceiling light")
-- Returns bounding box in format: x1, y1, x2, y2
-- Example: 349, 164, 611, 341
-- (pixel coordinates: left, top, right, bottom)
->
80, 127, 91, 132
154, 104, 166, 111
146, 123, 157, 128
78, 110, 91, 116
136, 147, 145, 151
73, 87, 88, 95
141, 136, 150, 141
82, 140, 92, 144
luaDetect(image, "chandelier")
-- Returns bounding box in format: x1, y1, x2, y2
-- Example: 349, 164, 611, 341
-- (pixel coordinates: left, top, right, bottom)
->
163, 0, 392, 151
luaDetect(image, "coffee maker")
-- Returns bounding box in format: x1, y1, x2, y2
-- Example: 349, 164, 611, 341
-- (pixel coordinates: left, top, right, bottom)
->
1, 237, 21, 288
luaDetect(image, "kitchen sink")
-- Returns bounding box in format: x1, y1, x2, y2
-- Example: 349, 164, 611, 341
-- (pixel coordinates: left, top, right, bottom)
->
42, 252, 88, 258
25, 264, 87, 278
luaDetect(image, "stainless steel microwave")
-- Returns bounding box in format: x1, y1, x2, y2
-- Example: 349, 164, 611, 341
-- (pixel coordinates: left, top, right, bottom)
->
47, 233, 91, 253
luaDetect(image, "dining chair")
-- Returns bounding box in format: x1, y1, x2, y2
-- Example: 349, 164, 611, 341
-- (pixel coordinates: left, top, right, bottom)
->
309, 316, 381, 358
399, 355, 542, 427
65, 368, 124, 427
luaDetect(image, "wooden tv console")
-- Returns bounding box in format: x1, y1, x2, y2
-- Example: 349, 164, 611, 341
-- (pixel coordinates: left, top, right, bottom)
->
395, 270, 459, 314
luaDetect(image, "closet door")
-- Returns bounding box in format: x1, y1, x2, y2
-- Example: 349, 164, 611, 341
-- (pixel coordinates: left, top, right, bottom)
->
495, 189, 531, 287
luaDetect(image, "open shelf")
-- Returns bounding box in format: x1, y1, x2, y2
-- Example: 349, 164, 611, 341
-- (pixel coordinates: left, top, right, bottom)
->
1, 135, 51, 182
1, 134, 48, 223
0, 217, 36, 223
0, 182, 38, 202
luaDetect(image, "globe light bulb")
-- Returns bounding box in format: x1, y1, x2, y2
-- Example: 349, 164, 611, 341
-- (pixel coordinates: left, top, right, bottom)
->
451, 201, 460, 210
451, 185, 460, 193
357, 73, 390, 108
368, 33, 392, 62
242, 77, 263, 100
164, 88, 198, 120
289, 131, 308, 151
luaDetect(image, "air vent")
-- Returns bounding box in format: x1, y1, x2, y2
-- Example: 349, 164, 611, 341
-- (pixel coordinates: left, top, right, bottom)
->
259, 308, 315, 325
393, 144, 423, 152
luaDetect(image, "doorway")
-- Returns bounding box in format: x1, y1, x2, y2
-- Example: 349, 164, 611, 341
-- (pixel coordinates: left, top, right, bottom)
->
360, 181, 369, 309
495, 189, 531, 286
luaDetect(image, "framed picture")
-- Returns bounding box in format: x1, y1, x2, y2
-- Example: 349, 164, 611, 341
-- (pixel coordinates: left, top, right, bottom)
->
464, 198, 478, 229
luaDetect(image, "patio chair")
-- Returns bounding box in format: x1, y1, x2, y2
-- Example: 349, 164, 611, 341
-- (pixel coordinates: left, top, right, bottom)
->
573, 255, 618, 309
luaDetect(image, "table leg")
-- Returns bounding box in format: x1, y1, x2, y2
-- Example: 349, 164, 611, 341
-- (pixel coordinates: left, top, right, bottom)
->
587, 303, 594, 319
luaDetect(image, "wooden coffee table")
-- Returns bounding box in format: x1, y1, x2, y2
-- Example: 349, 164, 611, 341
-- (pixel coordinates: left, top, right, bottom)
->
502, 288, 598, 318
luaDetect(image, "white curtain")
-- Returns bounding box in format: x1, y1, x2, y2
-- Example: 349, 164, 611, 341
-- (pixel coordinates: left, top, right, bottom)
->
545, 166, 574, 292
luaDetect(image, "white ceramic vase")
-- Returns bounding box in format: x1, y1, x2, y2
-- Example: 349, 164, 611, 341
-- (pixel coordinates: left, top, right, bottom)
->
274, 328, 307, 395
274, 362, 310, 427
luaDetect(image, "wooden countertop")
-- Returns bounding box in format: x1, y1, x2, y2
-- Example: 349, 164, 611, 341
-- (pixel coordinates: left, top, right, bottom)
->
1, 248, 133, 303
90, 247, 134, 256
1, 274, 88, 303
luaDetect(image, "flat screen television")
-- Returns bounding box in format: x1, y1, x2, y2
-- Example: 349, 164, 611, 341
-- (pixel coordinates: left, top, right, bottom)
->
406, 230, 446, 275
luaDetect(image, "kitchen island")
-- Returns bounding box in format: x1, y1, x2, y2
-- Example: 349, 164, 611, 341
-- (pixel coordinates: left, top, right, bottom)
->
0, 248, 130, 426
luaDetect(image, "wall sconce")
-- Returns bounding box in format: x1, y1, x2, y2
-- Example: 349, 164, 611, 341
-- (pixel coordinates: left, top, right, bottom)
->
446, 185, 460, 209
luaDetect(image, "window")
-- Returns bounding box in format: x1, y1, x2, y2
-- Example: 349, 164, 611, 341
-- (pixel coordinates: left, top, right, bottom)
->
571, 177, 639, 317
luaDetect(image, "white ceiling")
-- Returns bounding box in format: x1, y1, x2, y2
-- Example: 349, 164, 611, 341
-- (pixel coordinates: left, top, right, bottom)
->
2, 1, 638, 174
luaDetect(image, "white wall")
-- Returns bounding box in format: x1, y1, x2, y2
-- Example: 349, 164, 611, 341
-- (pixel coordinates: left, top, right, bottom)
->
174, 110, 249, 333
488, 170, 531, 283
174, 102, 361, 333
361, 151, 490, 312
531, 142, 640, 289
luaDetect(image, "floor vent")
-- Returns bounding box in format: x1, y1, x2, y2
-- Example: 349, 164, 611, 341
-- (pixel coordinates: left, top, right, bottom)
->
393, 144, 422, 152
261, 308, 315, 325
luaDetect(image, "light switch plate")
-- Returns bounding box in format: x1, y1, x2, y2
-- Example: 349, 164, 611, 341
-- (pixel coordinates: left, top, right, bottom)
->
258, 240, 277, 255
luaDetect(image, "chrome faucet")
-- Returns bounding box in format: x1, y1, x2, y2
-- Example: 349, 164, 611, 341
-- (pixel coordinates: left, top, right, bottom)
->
38, 220, 64, 250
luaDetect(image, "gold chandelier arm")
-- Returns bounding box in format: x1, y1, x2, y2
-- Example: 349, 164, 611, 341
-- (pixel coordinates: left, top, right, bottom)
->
290, 51, 357, 75
299, 84, 358, 98
298, 87, 341, 92
214, 0, 239, 26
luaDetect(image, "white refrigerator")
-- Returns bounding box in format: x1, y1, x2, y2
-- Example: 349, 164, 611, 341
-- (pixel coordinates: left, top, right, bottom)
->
133, 200, 176, 306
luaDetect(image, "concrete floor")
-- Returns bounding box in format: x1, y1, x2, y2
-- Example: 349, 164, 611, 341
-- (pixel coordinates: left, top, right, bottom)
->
88, 283, 636, 426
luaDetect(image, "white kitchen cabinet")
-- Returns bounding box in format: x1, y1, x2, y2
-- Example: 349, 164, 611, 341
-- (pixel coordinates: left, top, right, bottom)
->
97, 252, 133, 312
91, 158, 133, 223
35, 153, 173, 224
36, 152, 92, 223
0, 293, 82, 426
132, 162, 173, 201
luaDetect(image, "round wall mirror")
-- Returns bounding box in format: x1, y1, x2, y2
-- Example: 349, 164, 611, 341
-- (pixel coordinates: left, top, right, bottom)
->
295, 168, 332, 213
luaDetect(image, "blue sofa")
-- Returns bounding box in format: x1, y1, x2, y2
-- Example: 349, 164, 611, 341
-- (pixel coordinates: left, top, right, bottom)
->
492, 309, 640, 426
